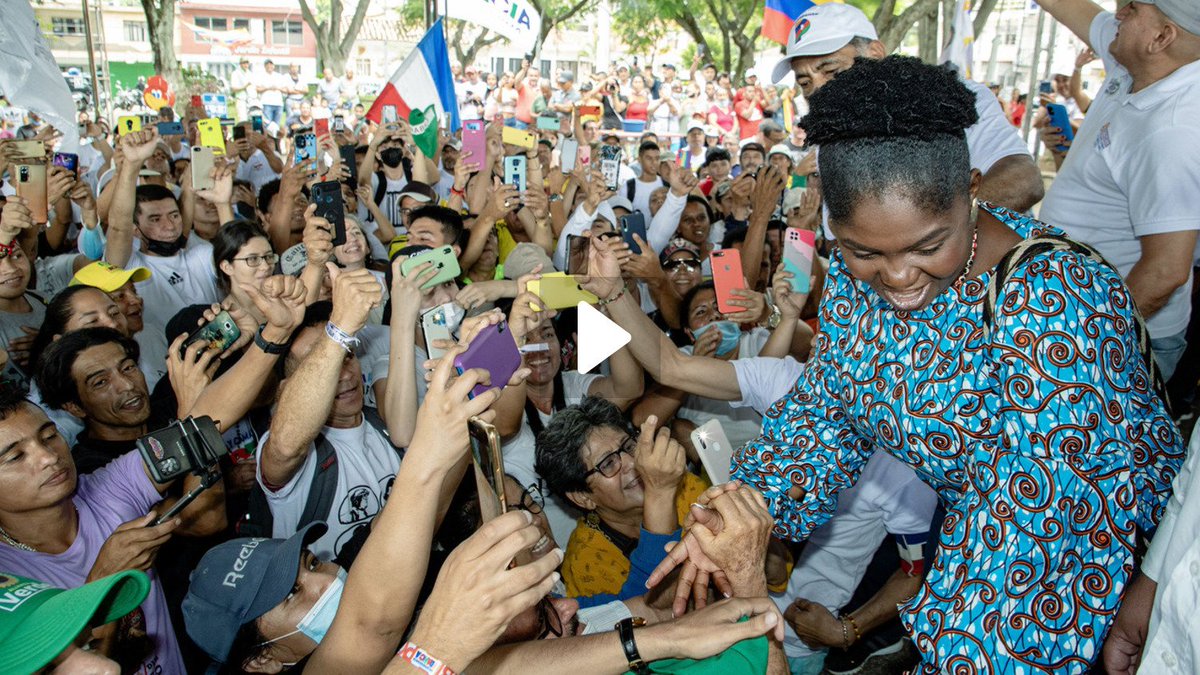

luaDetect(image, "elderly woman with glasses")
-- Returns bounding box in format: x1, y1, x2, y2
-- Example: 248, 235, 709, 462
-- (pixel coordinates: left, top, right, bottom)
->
212, 219, 292, 326
535, 396, 708, 600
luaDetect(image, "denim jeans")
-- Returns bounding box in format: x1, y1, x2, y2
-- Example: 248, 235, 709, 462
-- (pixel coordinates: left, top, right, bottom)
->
262, 104, 284, 127
1151, 329, 1188, 381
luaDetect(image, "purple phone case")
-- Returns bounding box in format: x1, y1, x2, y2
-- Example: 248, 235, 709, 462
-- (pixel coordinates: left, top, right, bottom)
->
454, 321, 522, 399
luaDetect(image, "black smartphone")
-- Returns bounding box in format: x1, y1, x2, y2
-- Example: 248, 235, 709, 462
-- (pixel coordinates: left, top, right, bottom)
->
231, 125, 246, 141
137, 416, 226, 484
566, 234, 589, 275
620, 212, 647, 255
1038, 81, 1054, 95
311, 180, 347, 246
52, 152, 79, 178
338, 144, 358, 187
333, 115, 346, 133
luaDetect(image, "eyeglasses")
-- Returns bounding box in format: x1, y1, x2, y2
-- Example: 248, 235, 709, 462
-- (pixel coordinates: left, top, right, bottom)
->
583, 436, 636, 480
511, 484, 545, 515
232, 253, 280, 268
535, 596, 563, 640
663, 259, 700, 273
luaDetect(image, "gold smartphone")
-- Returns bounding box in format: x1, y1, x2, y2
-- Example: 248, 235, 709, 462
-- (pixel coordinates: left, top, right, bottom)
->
469, 417, 507, 523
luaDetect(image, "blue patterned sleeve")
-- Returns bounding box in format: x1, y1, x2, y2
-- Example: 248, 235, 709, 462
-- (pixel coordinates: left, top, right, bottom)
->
989, 251, 1185, 534
732, 258, 873, 542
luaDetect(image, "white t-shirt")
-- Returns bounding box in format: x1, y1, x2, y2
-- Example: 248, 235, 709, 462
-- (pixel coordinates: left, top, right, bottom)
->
33, 253, 79, 299
771, 452, 937, 659
678, 327, 771, 451
256, 71, 286, 107
118, 241, 221, 369
368, 173, 411, 238
256, 420, 401, 560
730, 355, 806, 414
1038, 12, 1200, 339
629, 177, 664, 221
503, 369, 599, 546
235, 149, 281, 195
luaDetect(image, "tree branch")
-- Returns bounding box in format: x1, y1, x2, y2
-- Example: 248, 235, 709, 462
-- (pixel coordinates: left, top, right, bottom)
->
972, 0, 1000, 36
340, 0, 374, 53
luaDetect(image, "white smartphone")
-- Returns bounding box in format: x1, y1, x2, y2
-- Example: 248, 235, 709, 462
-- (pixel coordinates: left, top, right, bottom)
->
690, 419, 734, 485
421, 305, 455, 360
559, 137, 580, 172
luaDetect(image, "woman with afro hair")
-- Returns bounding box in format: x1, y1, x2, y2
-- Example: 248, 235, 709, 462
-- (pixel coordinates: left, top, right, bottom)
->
727, 56, 1185, 671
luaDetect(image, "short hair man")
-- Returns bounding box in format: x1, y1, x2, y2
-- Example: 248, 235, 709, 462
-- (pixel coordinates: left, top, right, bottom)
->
626, 141, 664, 219
770, 3, 1043, 212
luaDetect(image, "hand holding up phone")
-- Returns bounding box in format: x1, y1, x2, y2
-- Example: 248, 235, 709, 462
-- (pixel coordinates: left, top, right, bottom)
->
86, 513, 180, 582
0, 196, 34, 244
328, 264, 384, 335
408, 338, 505, 471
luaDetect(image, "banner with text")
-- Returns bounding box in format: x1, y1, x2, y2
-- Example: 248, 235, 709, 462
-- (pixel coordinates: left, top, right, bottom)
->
440, 0, 542, 54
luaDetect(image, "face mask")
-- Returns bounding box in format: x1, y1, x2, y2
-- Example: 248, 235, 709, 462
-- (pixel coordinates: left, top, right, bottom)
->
695, 320, 741, 357
262, 567, 347, 650
78, 224, 106, 261
380, 147, 404, 168
143, 234, 187, 257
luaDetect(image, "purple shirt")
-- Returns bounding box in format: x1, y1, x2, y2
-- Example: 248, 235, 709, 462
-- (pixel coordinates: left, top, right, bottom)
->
0, 452, 185, 674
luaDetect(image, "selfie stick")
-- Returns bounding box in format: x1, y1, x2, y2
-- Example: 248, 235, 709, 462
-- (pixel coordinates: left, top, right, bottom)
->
152, 416, 226, 526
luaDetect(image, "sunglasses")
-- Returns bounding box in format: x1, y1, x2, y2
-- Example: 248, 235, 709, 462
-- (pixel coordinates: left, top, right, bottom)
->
535, 596, 563, 639
663, 258, 700, 273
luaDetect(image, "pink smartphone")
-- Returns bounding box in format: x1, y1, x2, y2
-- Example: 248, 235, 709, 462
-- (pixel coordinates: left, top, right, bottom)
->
578, 145, 591, 168
454, 321, 522, 399
782, 228, 816, 294
462, 119, 486, 167
709, 249, 746, 315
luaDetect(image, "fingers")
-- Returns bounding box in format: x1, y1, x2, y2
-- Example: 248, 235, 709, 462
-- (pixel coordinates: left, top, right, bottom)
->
672, 561, 698, 617
646, 540, 688, 589
116, 513, 158, 531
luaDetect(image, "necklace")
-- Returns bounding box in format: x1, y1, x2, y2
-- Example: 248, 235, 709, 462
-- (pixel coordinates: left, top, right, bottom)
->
0, 523, 35, 552
953, 201, 981, 289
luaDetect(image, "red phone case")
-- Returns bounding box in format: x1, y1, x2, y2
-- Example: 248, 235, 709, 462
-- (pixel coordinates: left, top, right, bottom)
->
454, 322, 522, 399
314, 118, 330, 137
709, 249, 746, 315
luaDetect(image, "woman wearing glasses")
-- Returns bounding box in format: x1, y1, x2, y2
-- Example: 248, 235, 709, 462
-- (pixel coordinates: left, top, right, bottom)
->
212, 220, 286, 326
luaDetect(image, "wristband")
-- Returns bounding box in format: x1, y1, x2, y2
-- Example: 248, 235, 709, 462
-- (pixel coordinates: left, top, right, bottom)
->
450, 186, 466, 197
597, 282, 627, 307
842, 613, 862, 645
615, 617, 649, 674
325, 321, 359, 352
254, 327, 290, 355
0, 239, 17, 259
396, 642, 457, 675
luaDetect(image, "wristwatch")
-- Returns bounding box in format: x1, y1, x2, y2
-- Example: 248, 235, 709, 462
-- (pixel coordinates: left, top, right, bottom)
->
766, 302, 782, 329
615, 617, 649, 674
254, 327, 289, 354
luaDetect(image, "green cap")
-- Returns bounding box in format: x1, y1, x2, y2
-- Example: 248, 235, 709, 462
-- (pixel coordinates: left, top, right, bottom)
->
0, 570, 151, 673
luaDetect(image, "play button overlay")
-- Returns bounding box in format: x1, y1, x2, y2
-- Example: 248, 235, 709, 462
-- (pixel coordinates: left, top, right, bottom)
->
577, 302, 630, 373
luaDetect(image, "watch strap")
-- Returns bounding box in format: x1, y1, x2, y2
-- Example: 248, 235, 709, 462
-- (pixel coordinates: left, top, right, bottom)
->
254, 327, 289, 354
615, 617, 649, 674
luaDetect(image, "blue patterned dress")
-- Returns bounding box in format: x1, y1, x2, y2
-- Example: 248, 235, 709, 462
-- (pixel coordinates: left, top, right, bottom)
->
732, 206, 1184, 672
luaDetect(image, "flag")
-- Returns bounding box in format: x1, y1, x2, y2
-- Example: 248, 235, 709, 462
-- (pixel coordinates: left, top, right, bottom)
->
367, 19, 461, 150
941, 0, 976, 79
440, 0, 542, 53
0, 2, 80, 151
762, 0, 842, 46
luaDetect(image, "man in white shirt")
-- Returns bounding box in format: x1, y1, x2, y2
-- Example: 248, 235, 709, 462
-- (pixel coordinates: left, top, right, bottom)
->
257, 60, 287, 128
229, 58, 257, 120
769, 3, 1044, 214
626, 141, 665, 220
456, 66, 488, 121
1036, 0, 1200, 380
317, 67, 344, 109
232, 122, 284, 195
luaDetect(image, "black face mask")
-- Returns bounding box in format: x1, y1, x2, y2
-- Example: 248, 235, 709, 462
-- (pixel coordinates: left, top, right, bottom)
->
144, 235, 187, 256
380, 147, 404, 168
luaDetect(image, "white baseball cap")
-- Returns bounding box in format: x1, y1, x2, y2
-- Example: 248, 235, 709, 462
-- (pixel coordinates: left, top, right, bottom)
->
1144, 0, 1200, 36
770, 4, 879, 84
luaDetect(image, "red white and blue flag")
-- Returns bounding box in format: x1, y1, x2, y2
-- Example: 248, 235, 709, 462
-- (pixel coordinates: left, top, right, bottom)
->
762, 0, 843, 46
367, 19, 461, 154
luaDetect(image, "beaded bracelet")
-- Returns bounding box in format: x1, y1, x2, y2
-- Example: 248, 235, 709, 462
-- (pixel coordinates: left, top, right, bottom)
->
842, 613, 862, 645
396, 642, 457, 675
597, 282, 628, 307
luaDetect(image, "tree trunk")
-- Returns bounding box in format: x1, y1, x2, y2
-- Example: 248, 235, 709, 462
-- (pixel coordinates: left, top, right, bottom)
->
142, 0, 180, 89
973, 0, 1001, 36
877, 0, 941, 52
918, 5, 939, 63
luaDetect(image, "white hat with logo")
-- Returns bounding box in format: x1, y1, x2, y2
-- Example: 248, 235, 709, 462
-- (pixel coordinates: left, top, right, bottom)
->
770, 4, 879, 84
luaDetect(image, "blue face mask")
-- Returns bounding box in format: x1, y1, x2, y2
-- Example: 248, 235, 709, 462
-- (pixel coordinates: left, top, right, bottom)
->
266, 566, 346, 652
695, 320, 741, 357
78, 224, 106, 261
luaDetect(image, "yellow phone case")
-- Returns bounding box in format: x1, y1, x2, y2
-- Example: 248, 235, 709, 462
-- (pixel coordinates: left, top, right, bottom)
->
116, 116, 142, 136
197, 118, 226, 155
528, 272, 599, 311
502, 126, 536, 149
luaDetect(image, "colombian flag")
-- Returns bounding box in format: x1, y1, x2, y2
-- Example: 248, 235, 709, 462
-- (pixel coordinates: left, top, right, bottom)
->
762, 0, 843, 46
367, 19, 461, 138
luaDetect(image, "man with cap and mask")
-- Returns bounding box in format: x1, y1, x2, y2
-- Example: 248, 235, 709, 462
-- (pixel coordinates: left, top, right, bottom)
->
771, 3, 1044, 213
1036, 0, 1200, 382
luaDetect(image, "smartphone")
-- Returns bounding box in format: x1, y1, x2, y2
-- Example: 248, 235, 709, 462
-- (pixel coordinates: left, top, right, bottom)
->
503, 155, 528, 193
137, 416, 226, 484
190, 147, 215, 191
502, 126, 536, 149
15, 164, 47, 224
251, 114, 264, 133
578, 105, 602, 119
421, 304, 456, 360
11, 140, 45, 159
338, 144, 358, 186
1038, 81, 1054, 96
401, 245, 461, 289
310, 180, 347, 246
578, 145, 591, 168
231, 125, 246, 141
536, 115, 562, 132
314, 118, 330, 137
197, 118, 225, 154
559, 136, 579, 172
782, 228, 816, 294
1045, 103, 1075, 152
156, 121, 184, 136
116, 115, 141, 136
619, 212, 647, 255
190, 94, 204, 109
527, 272, 599, 310
333, 115, 346, 134
709, 248, 746, 315
181, 310, 241, 358
690, 419, 734, 484
52, 152, 79, 178
462, 119, 486, 167
599, 145, 622, 191
469, 417, 507, 523
566, 234, 589, 276
293, 132, 317, 165
454, 320, 522, 399
382, 105, 398, 124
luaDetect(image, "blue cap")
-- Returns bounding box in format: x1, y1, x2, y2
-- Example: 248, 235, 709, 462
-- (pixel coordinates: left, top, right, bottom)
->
182, 522, 327, 663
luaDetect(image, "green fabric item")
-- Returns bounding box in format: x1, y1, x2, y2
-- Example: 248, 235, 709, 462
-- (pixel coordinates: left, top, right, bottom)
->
626, 635, 768, 674
532, 96, 548, 115
409, 105, 439, 158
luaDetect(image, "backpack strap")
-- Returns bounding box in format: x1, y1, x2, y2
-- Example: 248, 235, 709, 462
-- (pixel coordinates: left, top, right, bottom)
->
296, 434, 340, 530
626, 177, 636, 202
983, 233, 1169, 408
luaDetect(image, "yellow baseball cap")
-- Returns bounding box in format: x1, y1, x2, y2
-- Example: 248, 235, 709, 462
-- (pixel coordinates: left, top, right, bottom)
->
69, 261, 152, 292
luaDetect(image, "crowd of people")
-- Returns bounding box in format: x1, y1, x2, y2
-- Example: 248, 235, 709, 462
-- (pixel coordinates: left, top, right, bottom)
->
0, 0, 1198, 673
